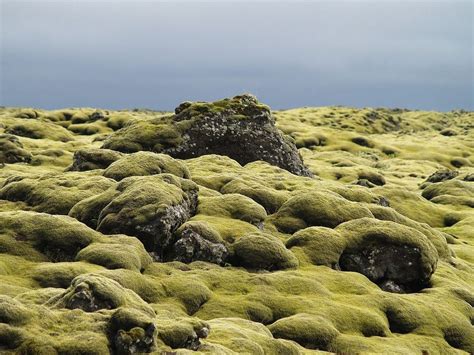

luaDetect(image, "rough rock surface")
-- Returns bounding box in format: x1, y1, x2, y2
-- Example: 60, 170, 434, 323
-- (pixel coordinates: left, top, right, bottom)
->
0, 134, 32, 165
67, 148, 124, 171
102, 94, 313, 177
425, 169, 459, 183
167, 225, 228, 264
71, 174, 199, 255
0, 103, 473, 355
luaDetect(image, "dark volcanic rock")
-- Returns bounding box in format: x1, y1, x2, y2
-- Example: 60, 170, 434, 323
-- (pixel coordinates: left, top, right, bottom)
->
71, 174, 199, 255
114, 324, 156, 355
67, 148, 124, 171
167, 226, 228, 264
425, 169, 459, 183
339, 244, 427, 293
102, 94, 313, 177
0, 134, 32, 165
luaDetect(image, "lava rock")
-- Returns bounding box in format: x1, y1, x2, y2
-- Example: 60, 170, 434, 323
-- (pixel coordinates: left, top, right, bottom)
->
102, 94, 313, 177
167, 225, 228, 264
77, 174, 199, 255
67, 148, 124, 171
336, 218, 438, 293
0, 134, 32, 165
425, 169, 459, 183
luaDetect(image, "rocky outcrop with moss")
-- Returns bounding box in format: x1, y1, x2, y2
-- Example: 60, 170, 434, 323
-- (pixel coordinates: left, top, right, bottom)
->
0, 97, 473, 354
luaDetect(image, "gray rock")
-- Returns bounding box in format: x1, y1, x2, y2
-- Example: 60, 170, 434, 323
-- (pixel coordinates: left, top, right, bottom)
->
67, 148, 123, 171
339, 243, 429, 293
167, 227, 228, 265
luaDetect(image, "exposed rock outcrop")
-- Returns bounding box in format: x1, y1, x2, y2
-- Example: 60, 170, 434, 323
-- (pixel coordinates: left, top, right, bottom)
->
102, 94, 313, 177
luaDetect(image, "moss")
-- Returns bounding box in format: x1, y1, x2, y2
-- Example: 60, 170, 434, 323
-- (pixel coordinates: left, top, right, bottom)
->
47, 273, 155, 315
230, 232, 298, 271
0, 172, 115, 215
0, 295, 33, 325
76, 236, 152, 272
0, 211, 99, 262
67, 123, 102, 135
67, 148, 124, 172
103, 151, 190, 181
272, 190, 374, 233
422, 179, 474, 201
6, 119, 74, 142
268, 313, 339, 350
0, 134, 32, 165
91, 174, 198, 252
336, 218, 439, 291
286, 227, 346, 267
31, 261, 104, 288
197, 193, 267, 226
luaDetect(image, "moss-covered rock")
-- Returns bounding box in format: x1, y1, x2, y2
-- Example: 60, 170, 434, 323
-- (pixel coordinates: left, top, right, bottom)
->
76, 235, 152, 272
67, 148, 124, 171
103, 151, 190, 181
286, 227, 346, 268
230, 232, 298, 271
166, 221, 228, 265
6, 119, 74, 142
103, 94, 313, 176
336, 218, 439, 292
0, 211, 99, 262
0, 172, 115, 215
0, 134, 32, 165
72, 174, 198, 255
272, 190, 374, 233
47, 273, 154, 314
197, 193, 267, 227
268, 313, 340, 351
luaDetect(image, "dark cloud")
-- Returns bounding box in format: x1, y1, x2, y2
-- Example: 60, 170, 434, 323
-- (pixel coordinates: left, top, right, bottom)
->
1, 1, 472, 110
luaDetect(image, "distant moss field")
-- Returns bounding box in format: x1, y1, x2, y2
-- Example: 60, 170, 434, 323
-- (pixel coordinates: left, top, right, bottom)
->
0, 104, 473, 354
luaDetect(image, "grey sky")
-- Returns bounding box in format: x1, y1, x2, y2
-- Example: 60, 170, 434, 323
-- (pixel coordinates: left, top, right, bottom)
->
1, 1, 473, 111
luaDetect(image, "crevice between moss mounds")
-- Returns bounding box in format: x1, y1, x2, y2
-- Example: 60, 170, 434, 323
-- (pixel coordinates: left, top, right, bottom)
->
102, 94, 313, 177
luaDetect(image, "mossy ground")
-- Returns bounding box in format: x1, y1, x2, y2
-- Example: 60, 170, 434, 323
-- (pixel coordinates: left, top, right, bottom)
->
0, 104, 473, 354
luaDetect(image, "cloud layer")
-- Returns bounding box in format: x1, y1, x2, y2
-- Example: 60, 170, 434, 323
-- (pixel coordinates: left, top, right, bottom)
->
1, 1, 472, 110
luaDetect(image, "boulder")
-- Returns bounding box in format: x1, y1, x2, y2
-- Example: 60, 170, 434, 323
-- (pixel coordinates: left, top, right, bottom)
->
167, 222, 228, 264
336, 218, 438, 293
425, 169, 459, 183
67, 148, 124, 171
0, 134, 32, 165
102, 94, 312, 177
71, 174, 198, 255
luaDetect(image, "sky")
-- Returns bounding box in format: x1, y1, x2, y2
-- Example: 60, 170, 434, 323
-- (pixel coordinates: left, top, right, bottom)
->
1, 0, 473, 111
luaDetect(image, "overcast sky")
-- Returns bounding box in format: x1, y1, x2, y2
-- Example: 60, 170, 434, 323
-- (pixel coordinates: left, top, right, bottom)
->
1, 1, 472, 111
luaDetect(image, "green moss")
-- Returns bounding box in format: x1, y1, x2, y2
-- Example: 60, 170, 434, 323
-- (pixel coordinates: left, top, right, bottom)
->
0, 295, 33, 325
197, 193, 267, 226
76, 236, 152, 272
286, 227, 346, 267
271, 190, 374, 233
103, 151, 190, 181
0, 134, 32, 165
0, 211, 99, 262
0, 172, 115, 215
268, 313, 339, 350
67, 148, 124, 171
6, 119, 74, 142
230, 232, 298, 271
31, 261, 104, 288
48, 273, 155, 315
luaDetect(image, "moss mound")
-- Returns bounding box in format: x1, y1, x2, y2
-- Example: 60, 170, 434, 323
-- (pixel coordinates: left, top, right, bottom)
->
272, 190, 374, 233
0, 134, 32, 165
230, 233, 298, 271
103, 151, 190, 181
0, 103, 473, 354
0, 172, 115, 215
